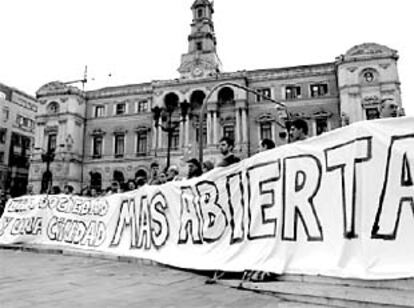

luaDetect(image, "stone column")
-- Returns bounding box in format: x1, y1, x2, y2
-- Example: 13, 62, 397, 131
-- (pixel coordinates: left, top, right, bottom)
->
184, 117, 190, 147
212, 111, 218, 144
179, 116, 184, 148
152, 121, 157, 151
241, 108, 248, 143
311, 119, 317, 137
206, 111, 212, 145
235, 108, 241, 144
35, 123, 45, 148
158, 125, 163, 149
271, 122, 276, 141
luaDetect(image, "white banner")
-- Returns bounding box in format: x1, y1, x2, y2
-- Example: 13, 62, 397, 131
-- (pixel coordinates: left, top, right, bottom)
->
1, 117, 414, 280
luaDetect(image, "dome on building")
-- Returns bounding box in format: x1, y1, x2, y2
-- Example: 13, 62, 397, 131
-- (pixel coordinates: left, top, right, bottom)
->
36, 81, 83, 98
343, 43, 398, 61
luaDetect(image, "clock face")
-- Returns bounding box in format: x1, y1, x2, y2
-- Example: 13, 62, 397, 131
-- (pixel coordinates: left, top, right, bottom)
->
192, 67, 203, 77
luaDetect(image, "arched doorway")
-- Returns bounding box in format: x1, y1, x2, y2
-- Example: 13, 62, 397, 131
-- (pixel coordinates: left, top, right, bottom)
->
135, 169, 148, 181
90, 172, 102, 191
113, 170, 125, 185
41, 170, 53, 194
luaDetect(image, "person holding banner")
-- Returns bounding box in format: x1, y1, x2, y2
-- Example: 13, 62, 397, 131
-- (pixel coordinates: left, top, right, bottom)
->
259, 138, 275, 152
148, 161, 160, 185
289, 119, 308, 143
186, 158, 203, 179
216, 137, 240, 167
379, 98, 399, 118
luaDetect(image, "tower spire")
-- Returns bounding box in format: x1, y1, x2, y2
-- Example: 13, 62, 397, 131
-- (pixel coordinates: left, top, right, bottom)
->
178, 0, 222, 79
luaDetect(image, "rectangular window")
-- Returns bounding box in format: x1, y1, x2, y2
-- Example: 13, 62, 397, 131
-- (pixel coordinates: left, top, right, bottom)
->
366, 108, 380, 120
195, 125, 207, 146
260, 122, 272, 140
137, 100, 148, 113
197, 8, 203, 18
92, 136, 103, 158
22, 136, 30, 157
136, 132, 147, 155
0, 129, 6, 144
0, 151, 4, 163
310, 83, 328, 97
3, 108, 9, 122
47, 133, 57, 152
94, 105, 105, 118
285, 86, 301, 100
196, 42, 203, 51
114, 134, 125, 157
316, 118, 328, 135
171, 125, 180, 150
223, 125, 235, 141
116, 103, 126, 115
256, 88, 271, 102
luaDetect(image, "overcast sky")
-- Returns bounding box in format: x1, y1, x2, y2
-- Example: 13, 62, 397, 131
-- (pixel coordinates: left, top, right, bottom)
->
1, 0, 412, 115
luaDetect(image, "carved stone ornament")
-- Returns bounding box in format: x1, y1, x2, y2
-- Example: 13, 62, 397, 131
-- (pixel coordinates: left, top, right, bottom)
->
347, 66, 358, 73
44, 125, 58, 133
113, 126, 127, 134
36, 81, 83, 97
91, 128, 106, 136
134, 126, 150, 132
127, 165, 133, 171
105, 167, 110, 173
180, 87, 191, 94
312, 110, 333, 118
362, 96, 380, 107
343, 43, 398, 61
255, 113, 275, 123
60, 97, 69, 103
219, 116, 235, 126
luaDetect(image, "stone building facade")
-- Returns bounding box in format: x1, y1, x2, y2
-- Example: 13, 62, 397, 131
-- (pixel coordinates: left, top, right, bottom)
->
29, 0, 402, 193
0, 83, 38, 195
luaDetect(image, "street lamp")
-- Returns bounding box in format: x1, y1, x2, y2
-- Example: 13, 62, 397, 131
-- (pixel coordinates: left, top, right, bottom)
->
198, 82, 290, 164
152, 99, 190, 170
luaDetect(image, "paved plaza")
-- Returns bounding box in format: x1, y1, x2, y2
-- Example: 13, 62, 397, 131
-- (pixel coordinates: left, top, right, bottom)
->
0, 248, 316, 307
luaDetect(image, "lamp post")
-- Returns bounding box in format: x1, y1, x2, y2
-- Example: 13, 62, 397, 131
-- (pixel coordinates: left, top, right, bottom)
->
152, 100, 190, 170
198, 82, 290, 164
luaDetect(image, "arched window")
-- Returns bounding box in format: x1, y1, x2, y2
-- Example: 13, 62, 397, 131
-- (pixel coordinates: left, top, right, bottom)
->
164, 92, 179, 112
47, 101, 60, 114
190, 90, 206, 110
360, 68, 379, 84
197, 8, 203, 18
217, 87, 235, 105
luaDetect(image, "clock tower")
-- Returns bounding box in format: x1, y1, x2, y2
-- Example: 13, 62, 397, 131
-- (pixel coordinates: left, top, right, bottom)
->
178, 0, 222, 79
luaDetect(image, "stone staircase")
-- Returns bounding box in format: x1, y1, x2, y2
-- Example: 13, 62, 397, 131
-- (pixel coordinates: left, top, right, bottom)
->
220, 274, 414, 307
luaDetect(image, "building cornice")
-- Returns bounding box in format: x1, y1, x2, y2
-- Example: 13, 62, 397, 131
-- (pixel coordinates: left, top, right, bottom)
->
35, 112, 86, 122
245, 62, 336, 81
86, 83, 152, 100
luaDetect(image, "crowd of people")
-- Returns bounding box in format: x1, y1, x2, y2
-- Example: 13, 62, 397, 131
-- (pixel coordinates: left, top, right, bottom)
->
0, 98, 401, 215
